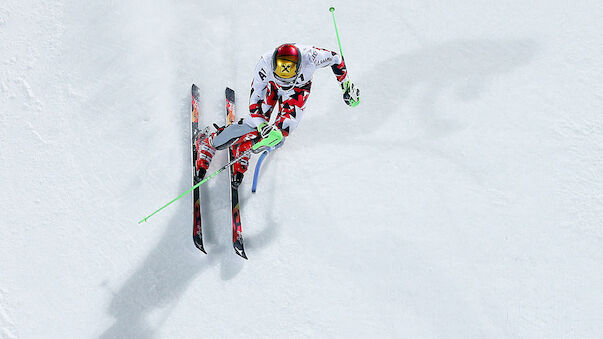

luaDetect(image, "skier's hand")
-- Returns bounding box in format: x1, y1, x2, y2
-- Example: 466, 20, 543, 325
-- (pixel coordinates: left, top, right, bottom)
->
257, 122, 275, 139
341, 80, 360, 107
253, 123, 284, 153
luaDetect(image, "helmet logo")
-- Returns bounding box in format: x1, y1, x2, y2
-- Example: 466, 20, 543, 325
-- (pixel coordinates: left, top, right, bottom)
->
275, 58, 297, 79
272, 44, 301, 82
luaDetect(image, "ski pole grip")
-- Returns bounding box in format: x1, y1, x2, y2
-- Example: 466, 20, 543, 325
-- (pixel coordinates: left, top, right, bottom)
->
252, 128, 283, 152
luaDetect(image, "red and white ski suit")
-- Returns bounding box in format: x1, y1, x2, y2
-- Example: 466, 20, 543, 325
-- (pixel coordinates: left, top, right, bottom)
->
198, 44, 348, 176
244, 44, 348, 136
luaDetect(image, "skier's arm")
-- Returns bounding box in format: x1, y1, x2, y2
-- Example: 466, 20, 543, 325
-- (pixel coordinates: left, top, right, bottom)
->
247, 58, 272, 128
312, 47, 359, 107
311, 47, 348, 83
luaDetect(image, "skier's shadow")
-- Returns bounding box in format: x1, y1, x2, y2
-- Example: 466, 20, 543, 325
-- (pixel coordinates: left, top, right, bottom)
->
205, 148, 282, 280
99, 96, 277, 338
340, 38, 537, 138
311, 38, 538, 181
239, 151, 282, 255
99, 201, 213, 339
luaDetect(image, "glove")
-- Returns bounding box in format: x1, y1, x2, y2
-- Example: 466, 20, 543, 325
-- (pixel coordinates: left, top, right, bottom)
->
257, 122, 275, 139
253, 122, 284, 152
341, 79, 360, 107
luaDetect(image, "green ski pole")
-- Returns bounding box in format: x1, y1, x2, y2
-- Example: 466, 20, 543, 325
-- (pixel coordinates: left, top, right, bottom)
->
138, 150, 252, 224
138, 128, 283, 224
329, 6, 360, 107
329, 7, 344, 57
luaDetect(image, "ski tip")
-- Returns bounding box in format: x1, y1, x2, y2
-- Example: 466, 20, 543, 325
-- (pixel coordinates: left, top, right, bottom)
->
192, 84, 200, 98
234, 245, 248, 259
194, 243, 207, 254
193, 235, 206, 254
225, 87, 235, 101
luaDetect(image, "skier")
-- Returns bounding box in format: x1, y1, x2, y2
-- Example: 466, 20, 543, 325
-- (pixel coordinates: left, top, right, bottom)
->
195, 43, 360, 187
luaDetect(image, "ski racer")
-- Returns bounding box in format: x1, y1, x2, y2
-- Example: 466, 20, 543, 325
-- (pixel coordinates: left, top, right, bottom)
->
195, 43, 360, 187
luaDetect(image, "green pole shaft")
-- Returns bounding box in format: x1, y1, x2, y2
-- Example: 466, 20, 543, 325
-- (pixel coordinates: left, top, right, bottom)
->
138, 150, 252, 224
329, 7, 343, 57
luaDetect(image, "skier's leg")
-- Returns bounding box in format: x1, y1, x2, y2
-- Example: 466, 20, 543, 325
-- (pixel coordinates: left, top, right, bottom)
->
231, 138, 255, 188
195, 122, 254, 179
212, 122, 255, 150
195, 135, 216, 180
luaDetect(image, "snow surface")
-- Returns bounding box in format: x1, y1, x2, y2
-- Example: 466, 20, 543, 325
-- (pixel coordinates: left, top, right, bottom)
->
1, 1, 603, 338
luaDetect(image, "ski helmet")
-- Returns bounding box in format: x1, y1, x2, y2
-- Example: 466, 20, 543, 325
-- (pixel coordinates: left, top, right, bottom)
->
272, 43, 301, 82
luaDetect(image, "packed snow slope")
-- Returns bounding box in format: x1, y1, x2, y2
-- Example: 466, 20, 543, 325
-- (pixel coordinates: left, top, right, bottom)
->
2, 1, 602, 338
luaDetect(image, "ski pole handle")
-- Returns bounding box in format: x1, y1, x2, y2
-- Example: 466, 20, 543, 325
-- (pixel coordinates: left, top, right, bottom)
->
329, 7, 344, 57
252, 126, 283, 151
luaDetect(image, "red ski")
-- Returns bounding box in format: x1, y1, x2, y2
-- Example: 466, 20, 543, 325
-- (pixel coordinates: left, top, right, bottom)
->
191, 84, 206, 253
225, 87, 248, 259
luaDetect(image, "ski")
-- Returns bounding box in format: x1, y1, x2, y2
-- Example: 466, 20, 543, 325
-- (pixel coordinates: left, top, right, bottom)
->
225, 87, 248, 259
191, 84, 206, 253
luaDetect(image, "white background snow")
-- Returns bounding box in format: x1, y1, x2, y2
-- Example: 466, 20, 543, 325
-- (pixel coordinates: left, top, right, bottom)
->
1, 1, 602, 338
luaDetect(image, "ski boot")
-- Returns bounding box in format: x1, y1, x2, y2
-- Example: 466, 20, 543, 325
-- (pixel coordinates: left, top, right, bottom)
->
194, 124, 224, 181
231, 139, 253, 189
